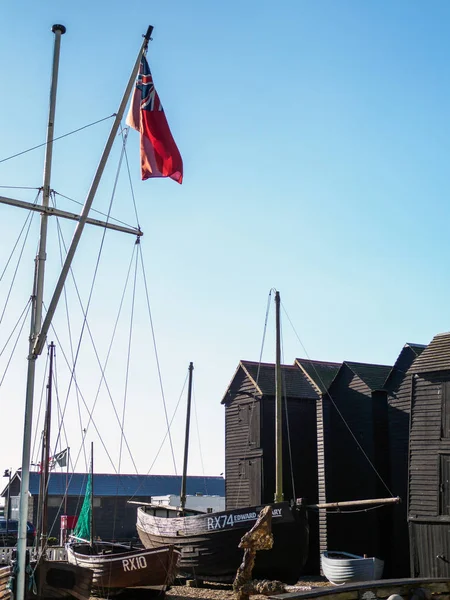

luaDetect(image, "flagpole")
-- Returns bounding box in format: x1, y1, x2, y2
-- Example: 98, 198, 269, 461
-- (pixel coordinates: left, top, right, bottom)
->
33, 25, 154, 358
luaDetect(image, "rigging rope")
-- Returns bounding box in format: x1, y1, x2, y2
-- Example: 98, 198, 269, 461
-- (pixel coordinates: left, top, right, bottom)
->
128, 370, 189, 502
235, 289, 272, 507
0, 193, 38, 333
192, 380, 208, 494
281, 302, 394, 498
121, 127, 140, 227
0, 114, 116, 165
0, 301, 31, 387
51, 125, 135, 472
0, 300, 31, 361
54, 190, 139, 231
137, 242, 178, 474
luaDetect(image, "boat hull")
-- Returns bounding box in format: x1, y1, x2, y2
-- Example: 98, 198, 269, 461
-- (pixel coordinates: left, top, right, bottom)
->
321, 551, 384, 585
32, 559, 93, 600
66, 542, 180, 595
137, 502, 308, 583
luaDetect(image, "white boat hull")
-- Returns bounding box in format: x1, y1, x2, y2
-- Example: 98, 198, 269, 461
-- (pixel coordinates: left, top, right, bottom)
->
321, 551, 384, 585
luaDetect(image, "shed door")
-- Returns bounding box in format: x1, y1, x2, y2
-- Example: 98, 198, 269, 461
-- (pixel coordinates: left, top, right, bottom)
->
439, 454, 450, 515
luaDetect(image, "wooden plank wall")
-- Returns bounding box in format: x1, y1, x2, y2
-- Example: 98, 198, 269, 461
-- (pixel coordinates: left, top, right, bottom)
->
321, 367, 386, 562
225, 374, 262, 510
409, 371, 450, 577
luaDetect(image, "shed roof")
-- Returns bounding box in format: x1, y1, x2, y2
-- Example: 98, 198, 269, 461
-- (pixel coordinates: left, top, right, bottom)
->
1, 472, 225, 498
295, 358, 341, 393
241, 361, 318, 399
221, 361, 318, 404
344, 361, 392, 391
410, 332, 450, 374
383, 342, 427, 388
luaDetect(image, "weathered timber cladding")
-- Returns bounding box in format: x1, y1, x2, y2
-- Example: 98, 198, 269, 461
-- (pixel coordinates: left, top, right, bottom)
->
224, 366, 262, 509
297, 359, 341, 567
408, 332, 450, 578
320, 362, 392, 568
384, 343, 425, 576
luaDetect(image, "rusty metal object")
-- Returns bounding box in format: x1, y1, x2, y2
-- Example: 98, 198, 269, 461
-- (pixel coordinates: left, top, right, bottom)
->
234, 506, 291, 600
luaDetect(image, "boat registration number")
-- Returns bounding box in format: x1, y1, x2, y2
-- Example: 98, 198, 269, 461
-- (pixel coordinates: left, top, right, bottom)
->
206, 508, 282, 531
122, 556, 148, 571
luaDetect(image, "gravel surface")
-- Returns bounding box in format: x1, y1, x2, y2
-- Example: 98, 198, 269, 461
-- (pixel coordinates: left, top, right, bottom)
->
166, 578, 331, 600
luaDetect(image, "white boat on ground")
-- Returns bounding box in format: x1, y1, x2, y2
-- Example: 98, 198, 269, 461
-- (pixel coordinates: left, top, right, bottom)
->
321, 551, 384, 585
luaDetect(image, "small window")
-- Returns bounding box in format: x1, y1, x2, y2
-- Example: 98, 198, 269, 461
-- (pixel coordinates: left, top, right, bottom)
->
48, 496, 64, 507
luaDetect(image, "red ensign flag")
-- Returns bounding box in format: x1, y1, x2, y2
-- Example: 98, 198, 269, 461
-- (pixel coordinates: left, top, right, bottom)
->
126, 56, 183, 183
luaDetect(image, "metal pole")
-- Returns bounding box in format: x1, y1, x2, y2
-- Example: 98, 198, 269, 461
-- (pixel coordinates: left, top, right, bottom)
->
180, 362, 194, 514
307, 496, 401, 510
16, 25, 65, 600
33, 25, 154, 358
6, 470, 11, 536
41, 343, 55, 550
274, 291, 283, 502
90, 442, 94, 546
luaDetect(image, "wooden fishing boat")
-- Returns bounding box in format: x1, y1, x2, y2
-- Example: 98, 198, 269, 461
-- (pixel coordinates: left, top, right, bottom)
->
321, 551, 384, 585
137, 500, 308, 582
137, 293, 309, 583
30, 559, 93, 600
67, 444, 180, 595
66, 542, 180, 595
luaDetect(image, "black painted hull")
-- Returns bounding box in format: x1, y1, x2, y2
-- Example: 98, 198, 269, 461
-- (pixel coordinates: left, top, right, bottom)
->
137, 502, 308, 583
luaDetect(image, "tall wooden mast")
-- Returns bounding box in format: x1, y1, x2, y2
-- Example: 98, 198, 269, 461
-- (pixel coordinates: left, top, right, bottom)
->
180, 362, 194, 514
274, 290, 284, 503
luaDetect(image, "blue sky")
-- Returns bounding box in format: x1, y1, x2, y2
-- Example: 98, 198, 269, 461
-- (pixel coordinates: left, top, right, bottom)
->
1, 1, 450, 481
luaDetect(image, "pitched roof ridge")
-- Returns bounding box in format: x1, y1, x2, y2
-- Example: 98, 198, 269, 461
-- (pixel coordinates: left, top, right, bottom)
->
295, 357, 341, 367
344, 360, 392, 369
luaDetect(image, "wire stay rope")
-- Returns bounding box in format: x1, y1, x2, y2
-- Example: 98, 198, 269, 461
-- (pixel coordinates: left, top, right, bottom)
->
192, 380, 209, 494
137, 242, 178, 475
0, 114, 116, 165
128, 370, 189, 502
0, 301, 31, 389
235, 289, 272, 508
0, 191, 38, 284
281, 300, 394, 498
50, 128, 137, 473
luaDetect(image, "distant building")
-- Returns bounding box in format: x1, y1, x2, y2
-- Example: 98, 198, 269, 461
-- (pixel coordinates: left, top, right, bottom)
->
150, 494, 225, 513
1, 472, 225, 542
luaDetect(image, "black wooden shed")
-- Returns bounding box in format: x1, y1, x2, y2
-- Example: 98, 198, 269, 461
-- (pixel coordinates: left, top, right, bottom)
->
408, 332, 450, 577
315, 360, 393, 571
221, 359, 321, 572
384, 342, 426, 576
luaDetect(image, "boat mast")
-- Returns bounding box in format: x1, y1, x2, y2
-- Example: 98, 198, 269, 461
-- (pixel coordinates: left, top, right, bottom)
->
180, 362, 194, 514
36, 342, 56, 553
274, 290, 284, 502
15, 24, 154, 600
16, 25, 65, 600
90, 442, 94, 546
